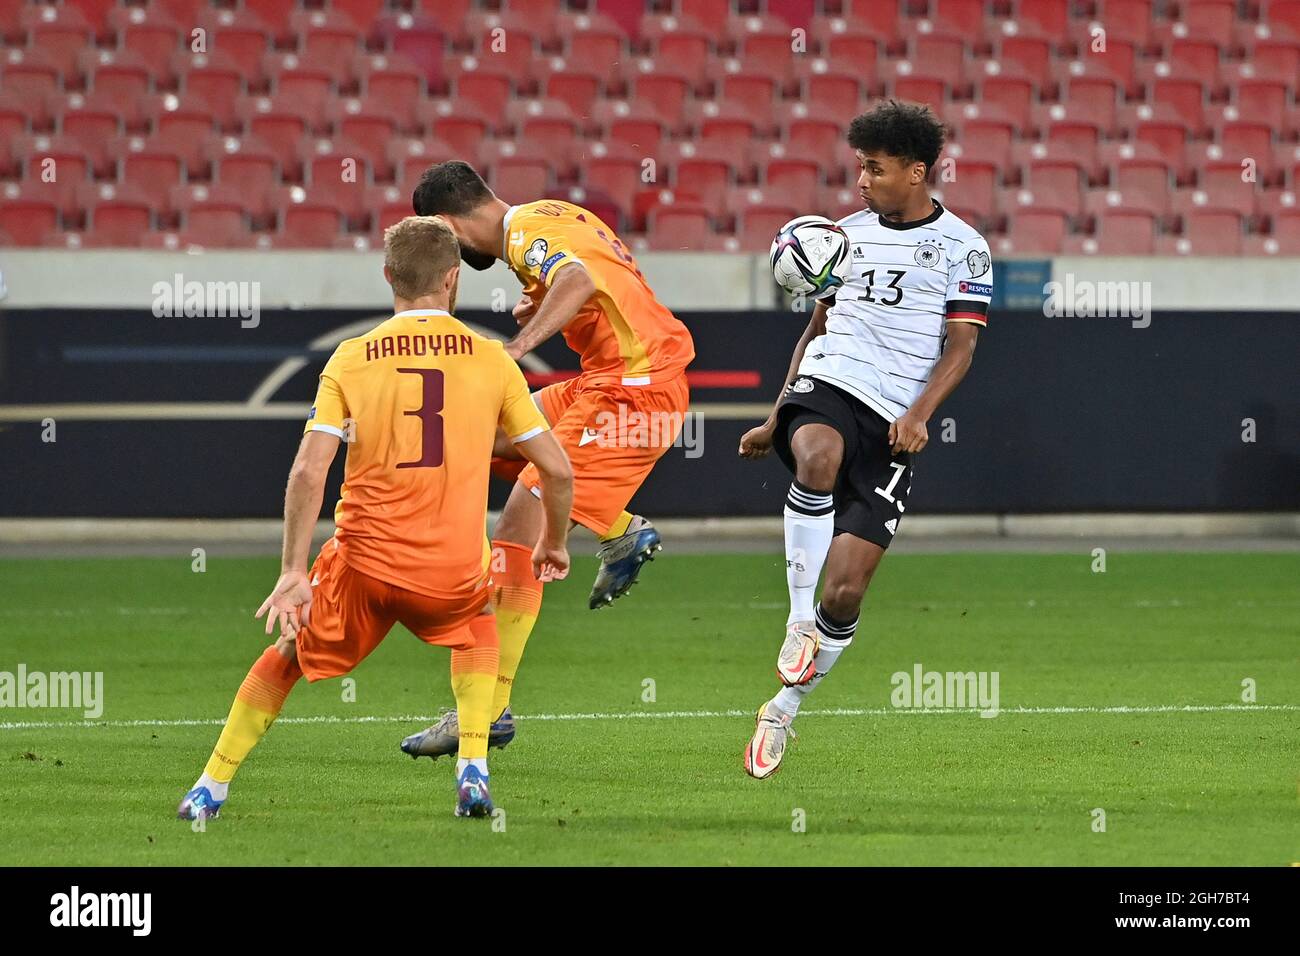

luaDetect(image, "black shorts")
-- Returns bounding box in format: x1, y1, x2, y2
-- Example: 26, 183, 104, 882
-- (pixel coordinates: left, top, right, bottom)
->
772, 376, 912, 549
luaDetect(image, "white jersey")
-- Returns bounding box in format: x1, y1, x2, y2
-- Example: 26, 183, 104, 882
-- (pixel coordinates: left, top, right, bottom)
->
799, 201, 992, 422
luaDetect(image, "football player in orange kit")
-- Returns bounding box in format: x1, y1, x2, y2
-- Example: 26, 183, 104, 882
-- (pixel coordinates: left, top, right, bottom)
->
399, 161, 694, 759
175, 216, 573, 820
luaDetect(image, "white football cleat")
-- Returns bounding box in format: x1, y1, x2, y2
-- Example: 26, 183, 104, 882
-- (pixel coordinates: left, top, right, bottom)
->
776, 621, 819, 686
743, 699, 796, 779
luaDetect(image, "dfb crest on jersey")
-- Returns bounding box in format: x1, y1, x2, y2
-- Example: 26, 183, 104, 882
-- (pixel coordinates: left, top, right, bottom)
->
966, 249, 991, 277
524, 238, 549, 268
914, 242, 941, 267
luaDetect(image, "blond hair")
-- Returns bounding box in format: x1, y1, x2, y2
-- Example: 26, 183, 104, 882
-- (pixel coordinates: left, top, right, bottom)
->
383, 216, 460, 300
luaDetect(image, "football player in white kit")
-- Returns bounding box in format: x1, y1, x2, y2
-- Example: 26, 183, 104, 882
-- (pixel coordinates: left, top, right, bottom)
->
738, 101, 993, 777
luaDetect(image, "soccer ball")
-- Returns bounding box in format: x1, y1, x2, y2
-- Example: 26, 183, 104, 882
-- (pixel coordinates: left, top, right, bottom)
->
769, 215, 850, 298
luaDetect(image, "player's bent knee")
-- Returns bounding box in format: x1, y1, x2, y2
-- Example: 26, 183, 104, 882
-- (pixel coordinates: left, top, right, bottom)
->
819, 580, 865, 620
795, 447, 841, 491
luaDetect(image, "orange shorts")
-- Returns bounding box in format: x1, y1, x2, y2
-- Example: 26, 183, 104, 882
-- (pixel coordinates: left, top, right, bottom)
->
295, 538, 491, 682
519, 371, 690, 535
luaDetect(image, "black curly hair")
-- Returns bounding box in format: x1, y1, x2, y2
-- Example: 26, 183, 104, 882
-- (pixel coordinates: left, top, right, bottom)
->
412, 160, 493, 217
847, 100, 947, 174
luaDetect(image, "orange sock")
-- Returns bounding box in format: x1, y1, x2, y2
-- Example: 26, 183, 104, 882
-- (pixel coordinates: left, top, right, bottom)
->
451, 615, 501, 760
203, 646, 302, 783
489, 540, 543, 717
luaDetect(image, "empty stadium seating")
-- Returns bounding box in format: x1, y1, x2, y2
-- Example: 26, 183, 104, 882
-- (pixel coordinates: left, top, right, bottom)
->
0, 0, 1296, 253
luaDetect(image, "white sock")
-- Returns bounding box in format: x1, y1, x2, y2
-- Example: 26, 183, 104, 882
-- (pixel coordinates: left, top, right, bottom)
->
773, 604, 857, 717
456, 757, 489, 777
784, 481, 834, 625
194, 772, 229, 802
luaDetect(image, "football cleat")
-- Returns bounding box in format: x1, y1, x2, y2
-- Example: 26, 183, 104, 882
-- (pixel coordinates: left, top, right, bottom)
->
400, 709, 516, 760
588, 516, 661, 609
176, 785, 224, 821
455, 765, 493, 818
743, 699, 796, 780
776, 621, 819, 686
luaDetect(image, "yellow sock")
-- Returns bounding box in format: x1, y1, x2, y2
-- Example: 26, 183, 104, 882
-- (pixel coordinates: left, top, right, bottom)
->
599, 510, 634, 541
451, 615, 501, 760
489, 540, 543, 717
203, 646, 301, 783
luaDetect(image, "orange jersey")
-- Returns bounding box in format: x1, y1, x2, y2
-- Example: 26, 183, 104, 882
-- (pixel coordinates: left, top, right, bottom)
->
504, 199, 695, 385
304, 309, 548, 598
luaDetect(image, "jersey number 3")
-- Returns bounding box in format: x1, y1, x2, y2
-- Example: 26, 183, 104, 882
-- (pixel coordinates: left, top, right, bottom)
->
396, 368, 444, 469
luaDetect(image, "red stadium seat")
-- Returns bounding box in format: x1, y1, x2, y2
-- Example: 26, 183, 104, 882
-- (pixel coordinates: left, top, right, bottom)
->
935, 161, 998, 222
542, 67, 603, 116
365, 182, 413, 238
822, 32, 880, 81
265, 54, 336, 124
81, 181, 154, 244
1000, 209, 1069, 254
764, 160, 821, 212
766, 0, 816, 30
953, 119, 1015, 168
673, 156, 734, 216
1085, 208, 1157, 254
374, 15, 444, 86
908, 34, 968, 90
174, 51, 244, 128
198, 12, 273, 81
646, 203, 713, 251
0, 49, 63, 100
735, 203, 799, 252
812, 7, 899, 45
802, 72, 863, 119
1151, 78, 1206, 132
784, 116, 843, 159
690, 101, 758, 155
930, 0, 987, 35
53, 92, 122, 173
1084, 185, 1168, 220
1112, 159, 1173, 214
299, 139, 371, 221
488, 155, 552, 203
736, 29, 800, 86
1159, 211, 1244, 255
419, 105, 489, 156
646, 26, 711, 84
1017, 0, 1069, 37
0, 183, 60, 245
891, 76, 950, 110
276, 191, 346, 246
630, 72, 691, 127
22, 7, 93, 79
112, 8, 182, 78
353, 53, 425, 116
996, 36, 1051, 86
1268, 0, 1300, 39
466, 21, 537, 79
452, 70, 514, 120
210, 140, 280, 215
506, 99, 580, 167
111, 136, 186, 190
564, 18, 627, 75
388, 136, 457, 185
64, 0, 115, 35
331, 96, 409, 176
294, 10, 365, 68
170, 183, 249, 245
11, 134, 90, 213
238, 94, 310, 177
1230, 80, 1291, 131
977, 76, 1034, 130
1271, 207, 1300, 250
593, 104, 668, 156
585, 151, 646, 219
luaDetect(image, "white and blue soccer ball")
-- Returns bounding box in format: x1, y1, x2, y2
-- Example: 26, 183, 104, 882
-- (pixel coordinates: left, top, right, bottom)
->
769, 215, 850, 298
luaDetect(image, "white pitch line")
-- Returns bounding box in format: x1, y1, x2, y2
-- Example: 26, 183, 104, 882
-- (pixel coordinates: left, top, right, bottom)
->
0, 703, 1295, 731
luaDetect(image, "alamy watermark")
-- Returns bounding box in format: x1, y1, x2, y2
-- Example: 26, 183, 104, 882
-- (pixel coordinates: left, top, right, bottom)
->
1043, 274, 1152, 328
588, 406, 704, 459
1, 664, 104, 719
890, 662, 1000, 718
152, 273, 261, 328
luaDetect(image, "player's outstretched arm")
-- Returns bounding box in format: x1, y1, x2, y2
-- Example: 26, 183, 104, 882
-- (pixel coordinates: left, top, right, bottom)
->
504, 262, 596, 360
739, 301, 830, 459
889, 322, 980, 455
255, 430, 340, 637
513, 429, 574, 582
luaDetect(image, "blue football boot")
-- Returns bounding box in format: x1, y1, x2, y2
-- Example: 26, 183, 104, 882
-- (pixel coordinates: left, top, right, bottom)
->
589, 516, 662, 609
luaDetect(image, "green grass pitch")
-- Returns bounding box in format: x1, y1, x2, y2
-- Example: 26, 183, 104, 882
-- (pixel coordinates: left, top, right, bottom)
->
1, 552, 1296, 866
